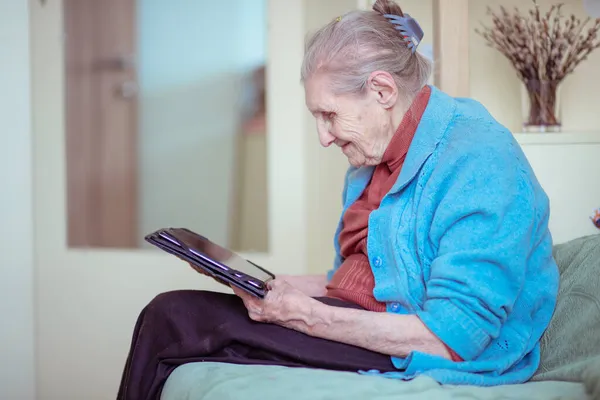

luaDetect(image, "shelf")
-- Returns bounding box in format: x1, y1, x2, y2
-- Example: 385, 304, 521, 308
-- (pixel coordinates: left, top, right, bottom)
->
513, 132, 600, 145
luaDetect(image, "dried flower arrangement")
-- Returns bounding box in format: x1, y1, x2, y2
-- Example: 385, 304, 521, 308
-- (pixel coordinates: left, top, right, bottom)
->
476, 1, 600, 131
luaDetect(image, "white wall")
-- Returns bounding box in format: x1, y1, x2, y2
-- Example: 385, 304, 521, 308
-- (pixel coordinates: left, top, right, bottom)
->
0, 0, 36, 399
138, 0, 266, 248
515, 134, 600, 244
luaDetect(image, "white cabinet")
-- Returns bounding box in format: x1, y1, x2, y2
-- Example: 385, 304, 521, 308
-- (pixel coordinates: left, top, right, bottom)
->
515, 133, 600, 244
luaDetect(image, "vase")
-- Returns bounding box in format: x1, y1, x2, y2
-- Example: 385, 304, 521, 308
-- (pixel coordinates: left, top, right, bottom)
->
521, 80, 562, 132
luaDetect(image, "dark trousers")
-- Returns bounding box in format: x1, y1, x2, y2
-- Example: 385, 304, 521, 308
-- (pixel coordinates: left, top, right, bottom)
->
116, 290, 395, 400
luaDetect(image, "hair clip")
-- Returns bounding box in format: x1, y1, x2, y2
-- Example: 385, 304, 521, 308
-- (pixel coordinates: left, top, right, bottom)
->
383, 13, 424, 53
336, 16, 342, 22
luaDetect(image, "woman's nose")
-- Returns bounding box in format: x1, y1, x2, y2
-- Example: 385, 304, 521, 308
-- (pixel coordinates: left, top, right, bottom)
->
317, 128, 336, 147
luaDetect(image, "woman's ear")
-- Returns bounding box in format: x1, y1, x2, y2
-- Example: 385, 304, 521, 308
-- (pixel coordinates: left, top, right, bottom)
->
367, 71, 399, 109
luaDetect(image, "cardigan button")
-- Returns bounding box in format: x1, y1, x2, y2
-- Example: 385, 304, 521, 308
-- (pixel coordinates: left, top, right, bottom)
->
373, 257, 382, 267
390, 302, 400, 311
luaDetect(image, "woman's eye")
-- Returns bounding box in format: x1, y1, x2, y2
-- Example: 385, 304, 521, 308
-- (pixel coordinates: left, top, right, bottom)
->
323, 112, 335, 120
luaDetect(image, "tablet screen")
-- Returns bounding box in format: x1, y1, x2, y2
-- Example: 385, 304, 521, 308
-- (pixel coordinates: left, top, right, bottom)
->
172, 229, 274, 282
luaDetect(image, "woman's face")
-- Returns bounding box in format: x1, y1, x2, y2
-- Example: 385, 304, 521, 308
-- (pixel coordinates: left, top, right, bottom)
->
304, 73, 395, 167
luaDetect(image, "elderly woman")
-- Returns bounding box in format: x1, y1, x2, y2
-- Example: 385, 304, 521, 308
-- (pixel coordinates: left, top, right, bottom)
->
117, 0, 559, 398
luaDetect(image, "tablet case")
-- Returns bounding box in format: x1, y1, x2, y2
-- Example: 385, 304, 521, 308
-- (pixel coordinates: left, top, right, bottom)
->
145, 227, 274, 298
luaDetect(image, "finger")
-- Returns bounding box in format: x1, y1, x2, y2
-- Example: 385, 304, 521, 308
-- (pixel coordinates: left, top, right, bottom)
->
231, 285, 247, 298
215, 277, 229, 286
188, 262, 206, 274
231, 287, 255, 314
231, 286, 260, 308
266, 279, 279, 291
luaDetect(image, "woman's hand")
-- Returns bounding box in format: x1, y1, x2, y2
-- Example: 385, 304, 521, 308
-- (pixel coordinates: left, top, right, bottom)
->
232, 280, 452, 360
231, 279, 319, 330
187, 262, 230, 288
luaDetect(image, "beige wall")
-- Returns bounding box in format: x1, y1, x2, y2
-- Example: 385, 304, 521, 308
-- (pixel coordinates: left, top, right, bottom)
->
306, 0, 600, 274
230, 132, 269, 252
304, 0, 355, 275
469, 0, 600, 133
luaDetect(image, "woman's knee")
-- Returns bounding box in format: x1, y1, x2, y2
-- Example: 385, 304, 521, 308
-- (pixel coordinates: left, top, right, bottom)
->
150, 289, 197, 305
143, 290, 205, 317
145, 289, 232, 315
140, 289, 239, 328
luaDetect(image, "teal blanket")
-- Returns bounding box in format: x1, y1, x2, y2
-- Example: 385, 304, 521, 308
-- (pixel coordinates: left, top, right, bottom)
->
161, 363, 585, 400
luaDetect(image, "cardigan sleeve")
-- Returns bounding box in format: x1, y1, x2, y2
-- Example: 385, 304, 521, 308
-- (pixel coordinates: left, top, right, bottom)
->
416, 143, 540, 361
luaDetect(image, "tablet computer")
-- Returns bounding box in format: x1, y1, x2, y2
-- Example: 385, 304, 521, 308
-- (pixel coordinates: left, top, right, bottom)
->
145, 227, 275, 298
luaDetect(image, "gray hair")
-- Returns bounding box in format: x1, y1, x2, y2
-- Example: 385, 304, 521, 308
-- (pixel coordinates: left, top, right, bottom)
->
300, 0, 431, 98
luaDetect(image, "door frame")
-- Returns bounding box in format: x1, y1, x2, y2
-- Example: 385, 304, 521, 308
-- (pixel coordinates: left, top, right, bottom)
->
31, 0, 308, 274
1, 1, 36, 398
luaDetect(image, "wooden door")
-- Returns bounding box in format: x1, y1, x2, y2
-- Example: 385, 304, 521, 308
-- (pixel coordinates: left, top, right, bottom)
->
64, 0, 138, 248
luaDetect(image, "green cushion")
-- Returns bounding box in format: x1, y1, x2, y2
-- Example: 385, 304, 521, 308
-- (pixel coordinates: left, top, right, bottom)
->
533, 234, 600, 391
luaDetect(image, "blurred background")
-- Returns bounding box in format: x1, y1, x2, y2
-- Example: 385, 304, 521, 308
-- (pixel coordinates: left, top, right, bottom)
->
2, 0, 600, 399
